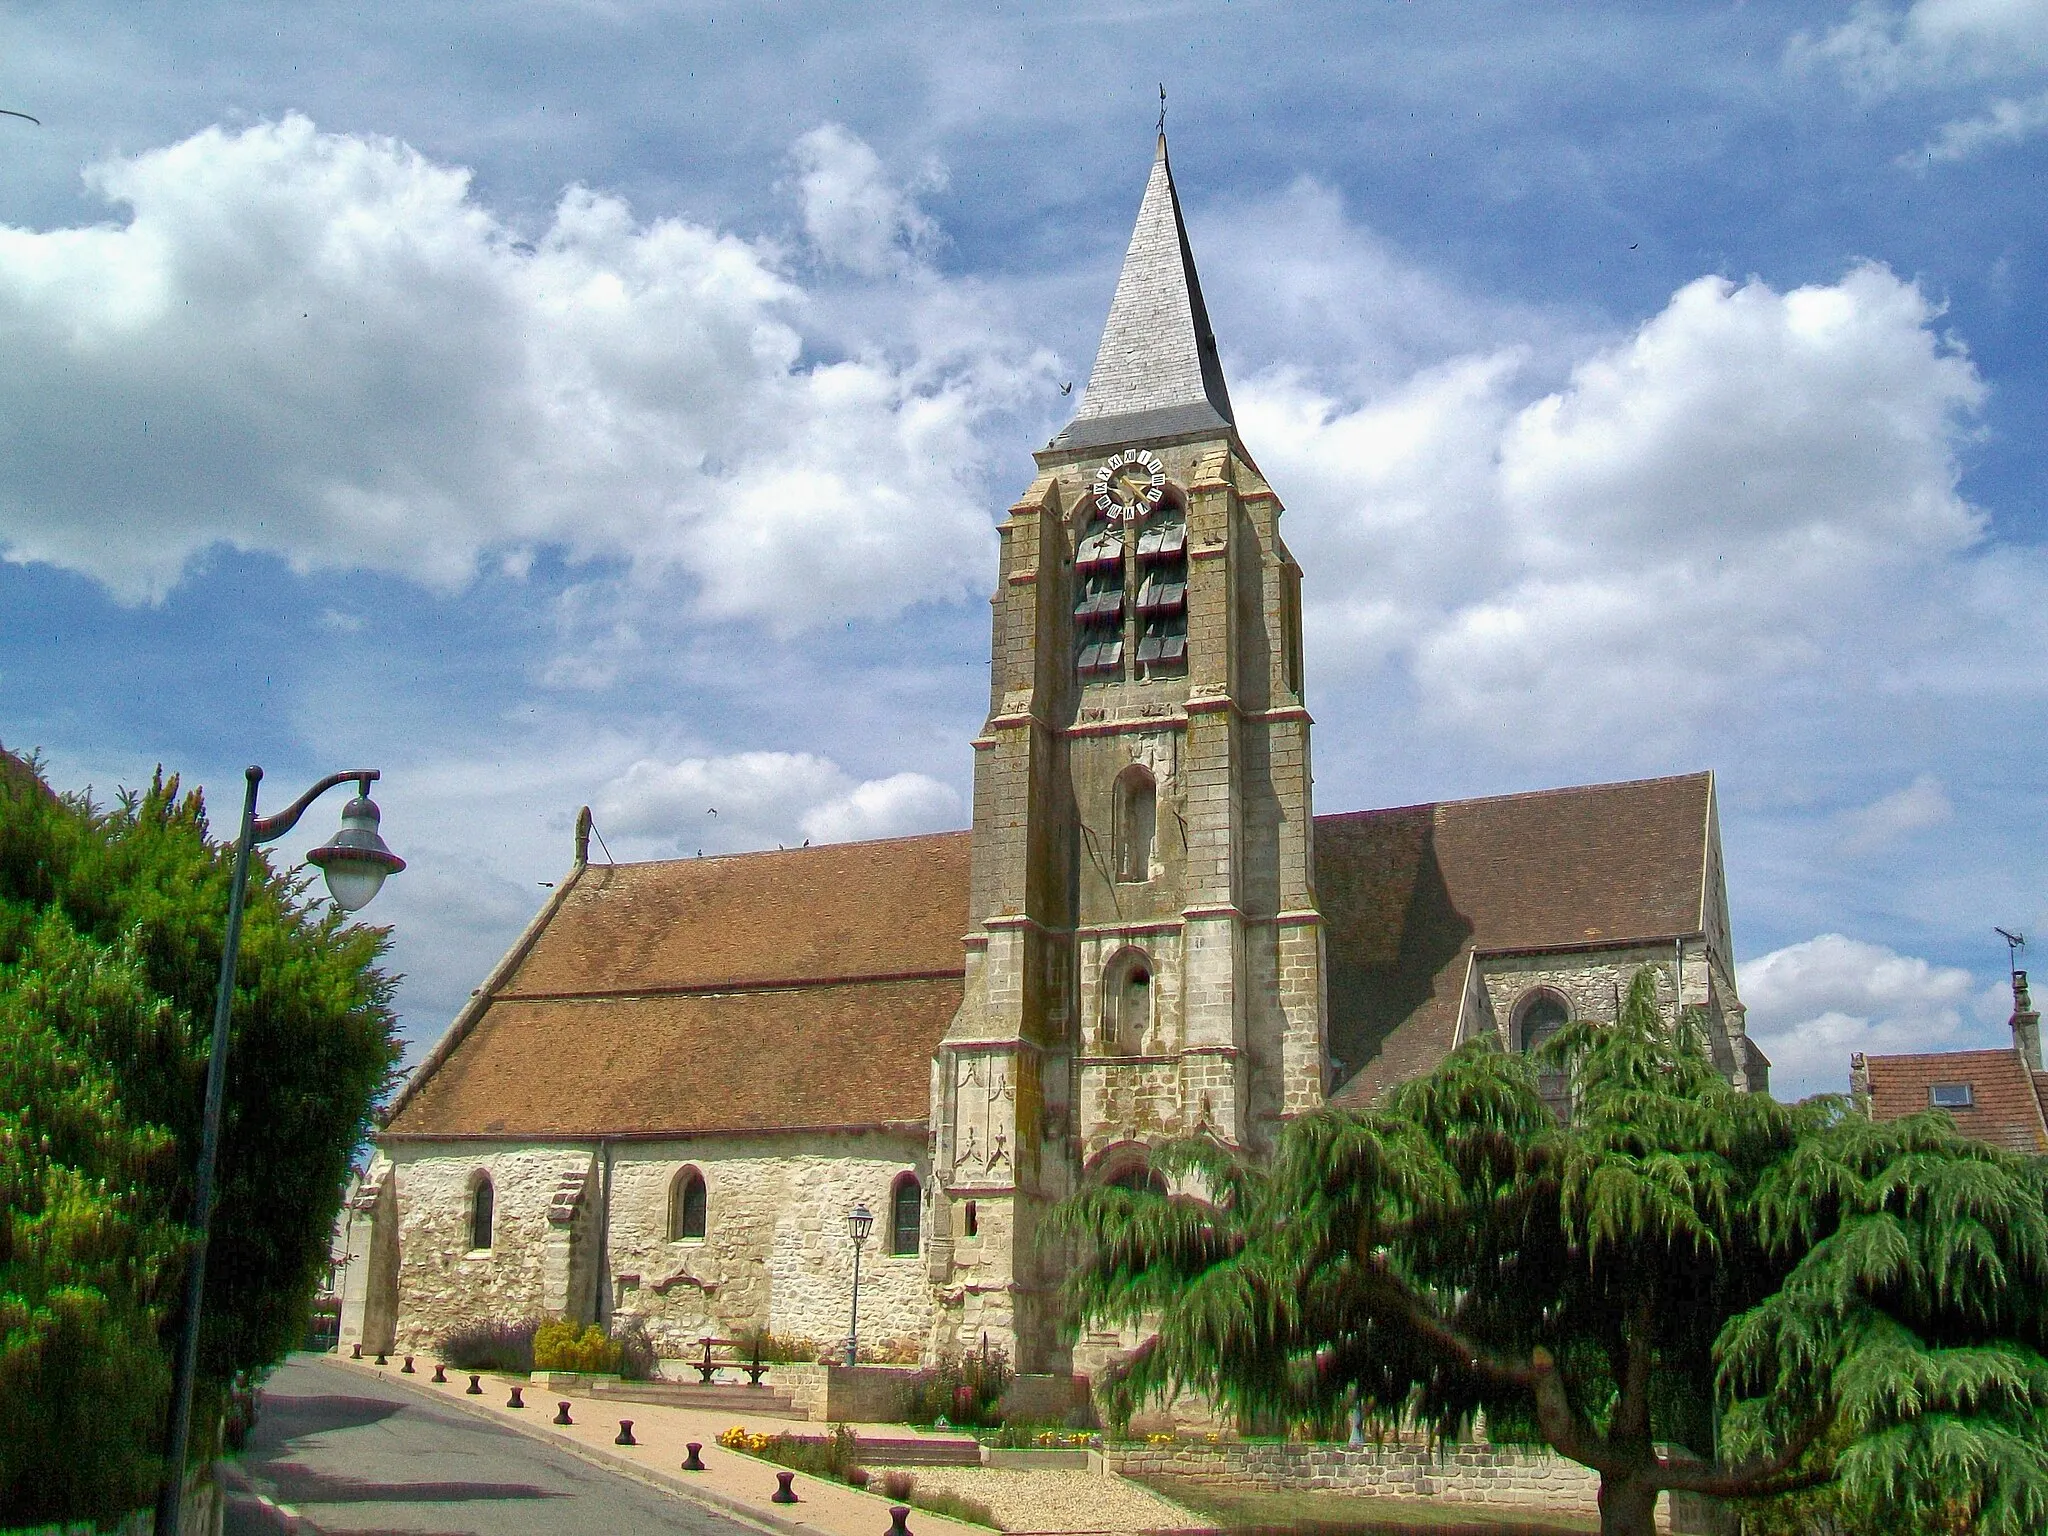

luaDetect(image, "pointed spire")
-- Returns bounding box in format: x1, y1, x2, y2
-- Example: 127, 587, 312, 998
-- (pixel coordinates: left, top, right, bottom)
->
1053, 134, 1234, 453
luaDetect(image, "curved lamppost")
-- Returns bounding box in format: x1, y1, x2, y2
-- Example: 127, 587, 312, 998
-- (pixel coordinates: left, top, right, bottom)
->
154, 767, 403, 1536
846, 1202, 874, 1367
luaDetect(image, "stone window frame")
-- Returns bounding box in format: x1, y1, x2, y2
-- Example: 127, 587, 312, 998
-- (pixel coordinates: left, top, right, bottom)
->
888, 1172, 922, 1257
467, 1170, 494, 1254
668, 1165, 708, 1243
1099, 946, 1155, 1055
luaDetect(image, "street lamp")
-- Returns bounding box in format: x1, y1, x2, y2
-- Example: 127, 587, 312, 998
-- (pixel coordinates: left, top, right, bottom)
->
846, 1203, 874, 1367
154, 767, 403, 1536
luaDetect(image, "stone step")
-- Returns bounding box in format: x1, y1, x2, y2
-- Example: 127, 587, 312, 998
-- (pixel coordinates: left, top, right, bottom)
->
845, 1435, 984, 1466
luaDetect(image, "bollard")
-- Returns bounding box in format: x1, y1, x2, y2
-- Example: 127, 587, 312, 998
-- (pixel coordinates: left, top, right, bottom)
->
351, 1343, 362, 1360
374, 1352, 387, 1366
466, 1374, 483, 1394
507, 1385, 525, 1408
616, 1420, 637, 1446
554, 1401, 574, 1425
887, 1506, 913, 1536
400, 1355, 415, 1374
432, 1363, 447, 1383
772, 1471, 799, 1504
682, 1442, 706, 1471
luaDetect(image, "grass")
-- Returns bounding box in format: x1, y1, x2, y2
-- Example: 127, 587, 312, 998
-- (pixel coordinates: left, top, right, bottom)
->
1128, 1480, 1599, 1536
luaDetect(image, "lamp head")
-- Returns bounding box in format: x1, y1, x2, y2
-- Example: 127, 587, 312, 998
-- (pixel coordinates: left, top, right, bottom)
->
849, 1203, 874, 1245
307, 793, 406, 912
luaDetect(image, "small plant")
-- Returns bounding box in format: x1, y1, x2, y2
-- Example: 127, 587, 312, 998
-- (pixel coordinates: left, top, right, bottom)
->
845, 1465, 871, 1489
906, 1487, 997, 1528
435, 1316, 544, 1374
901, 1343, 1011, 1428
731, 1326, 821, 1365
879, 1469, 917, 1502
613, 1318, 659, 1381
533, 1319, 625, 1374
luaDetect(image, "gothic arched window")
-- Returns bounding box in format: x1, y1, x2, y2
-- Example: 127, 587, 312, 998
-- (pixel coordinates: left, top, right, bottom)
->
469, 1174, 494, 1252
1110, 1166, 1169, 1198
890, 1173, 922, 1256
1113, 765, 1156, 883
669, 1167, 707, 1241
1102, 949, 1154, 1054
1518, 991, 1573, 1119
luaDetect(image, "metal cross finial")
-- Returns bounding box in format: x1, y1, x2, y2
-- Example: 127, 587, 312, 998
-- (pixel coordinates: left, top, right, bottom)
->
1158, 83, 1166, 136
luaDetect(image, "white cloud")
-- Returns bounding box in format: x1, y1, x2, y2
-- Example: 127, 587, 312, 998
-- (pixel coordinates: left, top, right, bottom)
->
0, 115, 1046, 625
1738, 932, 1990, 1099
595, 749, 962, 854
1798, 0, 2048, 162
790, 123, 942, 278
1910, 87, 2048, 161
1803, 0, 2048, 95
1838, 772, 1955, 854
1250, 262, 1991, 757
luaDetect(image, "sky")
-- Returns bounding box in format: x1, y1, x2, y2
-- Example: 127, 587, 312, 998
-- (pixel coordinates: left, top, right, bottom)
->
3, 0, 2045, 1099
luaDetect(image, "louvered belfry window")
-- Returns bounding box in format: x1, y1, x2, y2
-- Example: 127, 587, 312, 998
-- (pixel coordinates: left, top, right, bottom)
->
1075, 500, 1188, 683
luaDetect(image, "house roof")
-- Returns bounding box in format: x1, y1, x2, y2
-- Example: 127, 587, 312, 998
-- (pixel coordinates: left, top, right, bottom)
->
1860, 1047, 2048, 1155
383, 832, 971, 1140
1052, 134, 1234, 454
386, 773, 1721, 1139
1320, 772, 1716, 1108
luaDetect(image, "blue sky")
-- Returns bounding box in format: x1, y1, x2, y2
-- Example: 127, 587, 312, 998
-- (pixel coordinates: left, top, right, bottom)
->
4, 1, 2045, 1096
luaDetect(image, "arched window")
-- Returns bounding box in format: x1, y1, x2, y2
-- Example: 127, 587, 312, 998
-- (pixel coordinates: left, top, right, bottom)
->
669, 1167, 707, 1241
889, 1174, 921, 1256
469, 1174, 494, 1252
1113, 766, 1156, 883
1101, 949, 1153, 1054
1518, 991, 1573, 1119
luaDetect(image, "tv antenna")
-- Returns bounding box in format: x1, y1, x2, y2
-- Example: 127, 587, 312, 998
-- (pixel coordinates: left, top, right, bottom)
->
1996, 926, 2026, 979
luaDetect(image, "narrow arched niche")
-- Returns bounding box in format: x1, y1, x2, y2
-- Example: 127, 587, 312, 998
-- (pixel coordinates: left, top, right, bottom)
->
1100, 948, 1154, 1054
1112, 765, 1156, 884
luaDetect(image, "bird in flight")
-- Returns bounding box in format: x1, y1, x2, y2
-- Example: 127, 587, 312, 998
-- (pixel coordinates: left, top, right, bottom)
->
1059, 382, 1073, 395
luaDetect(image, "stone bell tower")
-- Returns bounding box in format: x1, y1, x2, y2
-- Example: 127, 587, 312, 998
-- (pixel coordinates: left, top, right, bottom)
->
927, 135, 1327, 1373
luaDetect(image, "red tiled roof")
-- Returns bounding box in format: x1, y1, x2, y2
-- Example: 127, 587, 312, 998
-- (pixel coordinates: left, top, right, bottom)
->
384, 833, 971, 1139
1321, 774, 1714, 1108
1862, 1047, 2048, 1154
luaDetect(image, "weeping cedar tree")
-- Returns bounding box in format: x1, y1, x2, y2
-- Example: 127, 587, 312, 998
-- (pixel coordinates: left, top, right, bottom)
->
1053, 970, 2048, 1536
0, 753, 400, 1524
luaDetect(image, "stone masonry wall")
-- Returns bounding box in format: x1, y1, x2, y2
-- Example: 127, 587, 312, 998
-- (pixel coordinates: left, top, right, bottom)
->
1106, 1441, 1710, 1534
383, 1132, 934, 1361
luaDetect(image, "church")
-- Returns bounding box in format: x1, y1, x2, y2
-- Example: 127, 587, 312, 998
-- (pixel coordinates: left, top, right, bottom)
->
343, 136, 1768, 1376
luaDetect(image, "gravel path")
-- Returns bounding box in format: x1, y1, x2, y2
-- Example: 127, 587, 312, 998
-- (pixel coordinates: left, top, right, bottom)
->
894, 1467, 1214, 1535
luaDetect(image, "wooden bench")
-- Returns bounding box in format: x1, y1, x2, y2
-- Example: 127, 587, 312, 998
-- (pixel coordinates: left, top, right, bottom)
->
694, 1335, 771, 1386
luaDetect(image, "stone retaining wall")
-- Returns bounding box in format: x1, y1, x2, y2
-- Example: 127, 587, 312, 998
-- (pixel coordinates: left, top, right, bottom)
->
1104, 1441, 1734, 1535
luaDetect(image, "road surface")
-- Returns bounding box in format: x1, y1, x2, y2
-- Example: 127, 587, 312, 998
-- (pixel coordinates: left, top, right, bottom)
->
226, 1352, 764, 1536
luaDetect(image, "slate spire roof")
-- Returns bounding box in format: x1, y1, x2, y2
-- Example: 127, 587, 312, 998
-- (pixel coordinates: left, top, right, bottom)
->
1052, 134, 1235, 453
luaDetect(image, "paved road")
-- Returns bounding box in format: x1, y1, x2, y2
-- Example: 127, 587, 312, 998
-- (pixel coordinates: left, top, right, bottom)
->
226, 1353, 764, 1536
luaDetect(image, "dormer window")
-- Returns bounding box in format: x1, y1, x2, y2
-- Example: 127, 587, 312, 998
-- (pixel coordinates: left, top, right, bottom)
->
1929, 1082, 1974, 1110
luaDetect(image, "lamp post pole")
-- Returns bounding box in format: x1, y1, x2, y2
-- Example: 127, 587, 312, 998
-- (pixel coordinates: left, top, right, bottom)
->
846, 1203, 873, 1367
153, 767, 402, 1536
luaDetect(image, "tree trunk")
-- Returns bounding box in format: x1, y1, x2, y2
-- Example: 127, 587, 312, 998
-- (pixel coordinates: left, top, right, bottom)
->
1598, 1472, 1662, 1536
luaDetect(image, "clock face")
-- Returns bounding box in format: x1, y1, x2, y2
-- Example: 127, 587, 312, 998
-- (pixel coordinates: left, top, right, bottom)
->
1092, 449, 1166, 524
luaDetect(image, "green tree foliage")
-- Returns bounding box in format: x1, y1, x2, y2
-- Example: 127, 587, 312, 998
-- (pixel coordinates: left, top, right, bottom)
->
0, 752, 400, 1524
1053, 970, 2048, 1536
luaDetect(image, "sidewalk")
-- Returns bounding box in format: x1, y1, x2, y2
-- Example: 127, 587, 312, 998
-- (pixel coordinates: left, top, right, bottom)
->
327, 1353, 1208, 1536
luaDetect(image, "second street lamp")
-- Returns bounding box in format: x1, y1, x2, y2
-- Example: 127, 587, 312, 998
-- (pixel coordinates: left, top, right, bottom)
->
154, 767, 403, 1536
846, 1202, 874, 1367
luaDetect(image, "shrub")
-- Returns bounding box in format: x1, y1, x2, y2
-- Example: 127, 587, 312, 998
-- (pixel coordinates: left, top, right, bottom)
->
435, 1316, 542, 1374
879, 1469, 916, 1501
901, 1343, 1011, 1427
731, 1325, 820, 1365
907, 1486, 997, 1528
533, 1319, 623, 1374
613, 1318, 658, 1380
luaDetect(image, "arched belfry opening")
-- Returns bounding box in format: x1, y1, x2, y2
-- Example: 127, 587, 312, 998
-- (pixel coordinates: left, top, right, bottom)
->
1113, 765, 1156, 883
